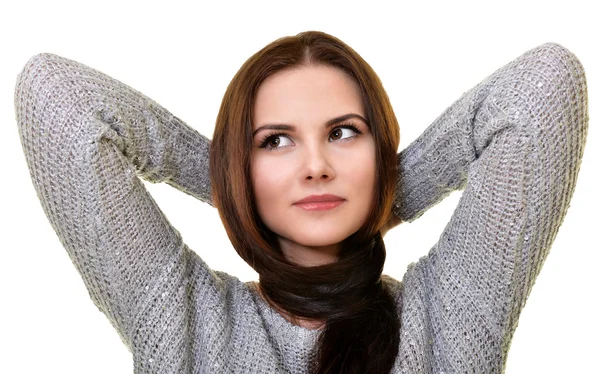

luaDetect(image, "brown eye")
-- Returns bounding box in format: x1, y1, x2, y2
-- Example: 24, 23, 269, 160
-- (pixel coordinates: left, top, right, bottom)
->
259, 133, 293, 151
329, 126, 359, 142
268, 137, 280, 147
330, 129, 342, 140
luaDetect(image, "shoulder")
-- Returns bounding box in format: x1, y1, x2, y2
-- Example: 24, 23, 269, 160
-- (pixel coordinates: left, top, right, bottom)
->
381, 274, 403, 304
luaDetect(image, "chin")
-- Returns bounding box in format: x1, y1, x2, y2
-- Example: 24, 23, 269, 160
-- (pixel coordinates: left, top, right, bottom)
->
288, 229, 355, 248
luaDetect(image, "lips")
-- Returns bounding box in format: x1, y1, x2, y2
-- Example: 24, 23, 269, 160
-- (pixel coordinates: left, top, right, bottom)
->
294, 194, 345, 204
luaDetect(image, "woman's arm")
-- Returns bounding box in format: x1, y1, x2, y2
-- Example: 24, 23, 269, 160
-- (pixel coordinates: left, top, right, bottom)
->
14, 53, 217, 368
391, 43, 588, 370
16, 54, 214, 204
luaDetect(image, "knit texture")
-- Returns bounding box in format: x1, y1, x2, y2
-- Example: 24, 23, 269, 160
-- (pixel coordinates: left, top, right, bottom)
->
14, 43, 588, 373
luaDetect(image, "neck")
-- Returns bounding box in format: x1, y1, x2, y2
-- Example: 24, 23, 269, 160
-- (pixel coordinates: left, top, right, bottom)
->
278, 237, 340, 267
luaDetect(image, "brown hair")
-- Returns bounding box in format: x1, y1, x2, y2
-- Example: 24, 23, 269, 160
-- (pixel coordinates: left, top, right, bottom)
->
210, 30, 401, 373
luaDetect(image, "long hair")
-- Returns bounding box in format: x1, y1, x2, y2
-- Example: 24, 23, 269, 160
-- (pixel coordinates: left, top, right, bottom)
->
210, 30, 401, 373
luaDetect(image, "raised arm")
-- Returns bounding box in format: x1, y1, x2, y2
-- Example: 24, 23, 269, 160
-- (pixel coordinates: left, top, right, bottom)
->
14, 53, 218, 370
391, 43, 588, 370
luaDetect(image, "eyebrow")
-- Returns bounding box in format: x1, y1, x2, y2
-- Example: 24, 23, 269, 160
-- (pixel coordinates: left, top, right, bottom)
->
252, 113, 368, 137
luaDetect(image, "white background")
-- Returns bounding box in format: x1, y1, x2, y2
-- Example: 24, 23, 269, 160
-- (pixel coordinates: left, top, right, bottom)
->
1, 1, 597, 372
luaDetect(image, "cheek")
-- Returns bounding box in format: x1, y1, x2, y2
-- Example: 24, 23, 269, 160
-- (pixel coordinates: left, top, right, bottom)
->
337, 143, 377, 192
251, 156, 295, 212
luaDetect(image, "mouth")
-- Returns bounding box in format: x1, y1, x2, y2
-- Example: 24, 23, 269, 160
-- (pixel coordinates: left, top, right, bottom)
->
294, 200, 345, 211
293, 194, 345, 211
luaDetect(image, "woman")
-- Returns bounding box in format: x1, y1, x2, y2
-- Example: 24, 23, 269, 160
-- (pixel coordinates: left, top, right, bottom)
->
14, 31, 588, 373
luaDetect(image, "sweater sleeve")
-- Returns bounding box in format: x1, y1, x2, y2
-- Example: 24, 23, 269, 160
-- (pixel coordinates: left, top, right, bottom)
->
393, 43, 588, 370
14, 53, 217, 366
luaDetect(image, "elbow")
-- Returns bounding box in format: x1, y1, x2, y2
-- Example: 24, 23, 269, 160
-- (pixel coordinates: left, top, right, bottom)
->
538, 42, 588, 140
500, 42, 588, 139
537, 42, 587, 105
15, 52, 61, 96
14, 53, 63, 124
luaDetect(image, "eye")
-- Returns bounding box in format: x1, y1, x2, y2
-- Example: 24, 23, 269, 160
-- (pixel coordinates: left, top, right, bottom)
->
329, 124, 361, 142
259, 133, 293, 150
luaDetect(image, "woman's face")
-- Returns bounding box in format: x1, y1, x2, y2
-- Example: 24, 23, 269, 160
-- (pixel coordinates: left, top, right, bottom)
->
251, 64, 376, 266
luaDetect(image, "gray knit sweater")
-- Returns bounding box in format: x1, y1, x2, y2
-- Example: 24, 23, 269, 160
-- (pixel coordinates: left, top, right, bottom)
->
14, 42, 588, 373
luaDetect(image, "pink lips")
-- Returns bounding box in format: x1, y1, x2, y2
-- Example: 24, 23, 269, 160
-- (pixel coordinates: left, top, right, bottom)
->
294, 194, 345, 211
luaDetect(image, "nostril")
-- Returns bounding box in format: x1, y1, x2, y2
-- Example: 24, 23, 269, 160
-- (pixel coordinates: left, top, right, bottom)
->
307, 174, 330, 180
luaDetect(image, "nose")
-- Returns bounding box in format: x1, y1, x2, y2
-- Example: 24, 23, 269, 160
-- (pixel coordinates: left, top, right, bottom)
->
303, 144, 336, 182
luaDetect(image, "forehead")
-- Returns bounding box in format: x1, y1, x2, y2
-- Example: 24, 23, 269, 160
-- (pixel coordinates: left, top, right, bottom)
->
253, 65, 364, 128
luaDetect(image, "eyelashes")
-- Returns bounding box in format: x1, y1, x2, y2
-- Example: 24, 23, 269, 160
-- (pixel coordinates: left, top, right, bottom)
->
258, 121, 364, 151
